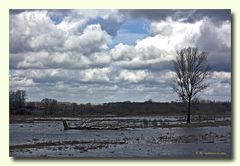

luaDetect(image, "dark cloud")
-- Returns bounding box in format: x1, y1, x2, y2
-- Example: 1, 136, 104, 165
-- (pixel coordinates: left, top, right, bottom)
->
86, 17, 124, 36
196, 18, 231, 72
118, 60, 174, 71
122, 9, 176, 21
10, 9, 35, 15
193, 9, 231, 23
123, 9, 231, 23
10, 9, 71, 15
209, 63, 231, 72
221, 79, 231, 84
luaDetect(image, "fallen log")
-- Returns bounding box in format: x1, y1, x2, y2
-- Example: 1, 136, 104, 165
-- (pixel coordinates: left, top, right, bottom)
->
63, 120, 93, 130
62, 120, 122, 130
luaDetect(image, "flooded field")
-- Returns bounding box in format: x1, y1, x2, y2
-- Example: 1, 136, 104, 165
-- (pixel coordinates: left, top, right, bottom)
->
10, 116, 232, 158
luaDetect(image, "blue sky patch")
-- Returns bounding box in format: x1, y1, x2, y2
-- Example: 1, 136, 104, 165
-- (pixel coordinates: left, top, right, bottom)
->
110, 18, 149, 47
120, 18, 149, 34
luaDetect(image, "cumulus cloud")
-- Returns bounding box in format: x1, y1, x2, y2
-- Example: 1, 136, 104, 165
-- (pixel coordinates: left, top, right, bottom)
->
82, 68, 111, 82
11, 68, 112, 85
110, 43, 135, 61
63, 24, 111, 54
10, 23, 112, 69
110, 43, 174, 71
210, 71, 231, 80
55, 9, 125, 36
10, 51, 111, 69
196, 19, 231, 71
10, 10, 65, 53
118, 70, 150, 83
10, 77, 37, 87
10, 10, 121, 70
136, 17, 230, 71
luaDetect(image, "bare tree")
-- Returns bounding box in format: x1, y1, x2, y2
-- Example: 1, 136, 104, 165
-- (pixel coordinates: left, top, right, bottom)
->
9, 90, 26, 110
173, 47, 210, 124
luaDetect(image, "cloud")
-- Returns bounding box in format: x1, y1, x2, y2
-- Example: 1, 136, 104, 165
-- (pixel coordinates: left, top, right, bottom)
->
134, 17, 231, 72
9, 9, 231, 103
10, 10, 231, 72
63, 24, 111, 54
10, 77, 37, 87
109, 18, 203, 71
10, 10, 122, 54
10, 51, 111, 69
10, 10, 65, 53
196, 19, 231, 71
209, 72, 231, 85
124, 9, 230, 23
147, 18, 202, 51
110, 43, 136, 61
10, 68, 231, 103
82, 68, 111, 82
10, 23, 112, 69
118, 70, 150, 83
10, 68, 112, 85
56, 9, 125, 36
110, 43, 174, 71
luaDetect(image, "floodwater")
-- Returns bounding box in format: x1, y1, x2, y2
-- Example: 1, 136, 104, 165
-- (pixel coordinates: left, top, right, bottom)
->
9, 116, 232, 158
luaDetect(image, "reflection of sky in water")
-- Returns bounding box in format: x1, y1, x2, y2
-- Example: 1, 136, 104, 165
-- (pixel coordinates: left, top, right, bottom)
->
10, 120, 231, 145
9, 115, 231, 157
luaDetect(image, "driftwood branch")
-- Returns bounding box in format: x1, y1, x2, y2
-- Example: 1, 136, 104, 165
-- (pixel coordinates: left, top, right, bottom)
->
62, 120, 88, 130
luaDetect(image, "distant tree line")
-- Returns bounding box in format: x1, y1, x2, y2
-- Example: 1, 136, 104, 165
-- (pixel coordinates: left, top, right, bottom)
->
41, 98, 58, 115
10, 90, 231, 116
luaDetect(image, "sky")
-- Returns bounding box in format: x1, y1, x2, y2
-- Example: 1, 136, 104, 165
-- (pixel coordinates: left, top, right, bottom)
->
9, 9, 231, 103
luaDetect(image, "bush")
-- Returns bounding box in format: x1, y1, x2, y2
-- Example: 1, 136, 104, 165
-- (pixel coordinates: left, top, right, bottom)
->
14, 108, 31, 115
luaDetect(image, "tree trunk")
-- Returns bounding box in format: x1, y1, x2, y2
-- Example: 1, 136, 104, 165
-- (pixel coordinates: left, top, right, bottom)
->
187, 100, 191, 124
